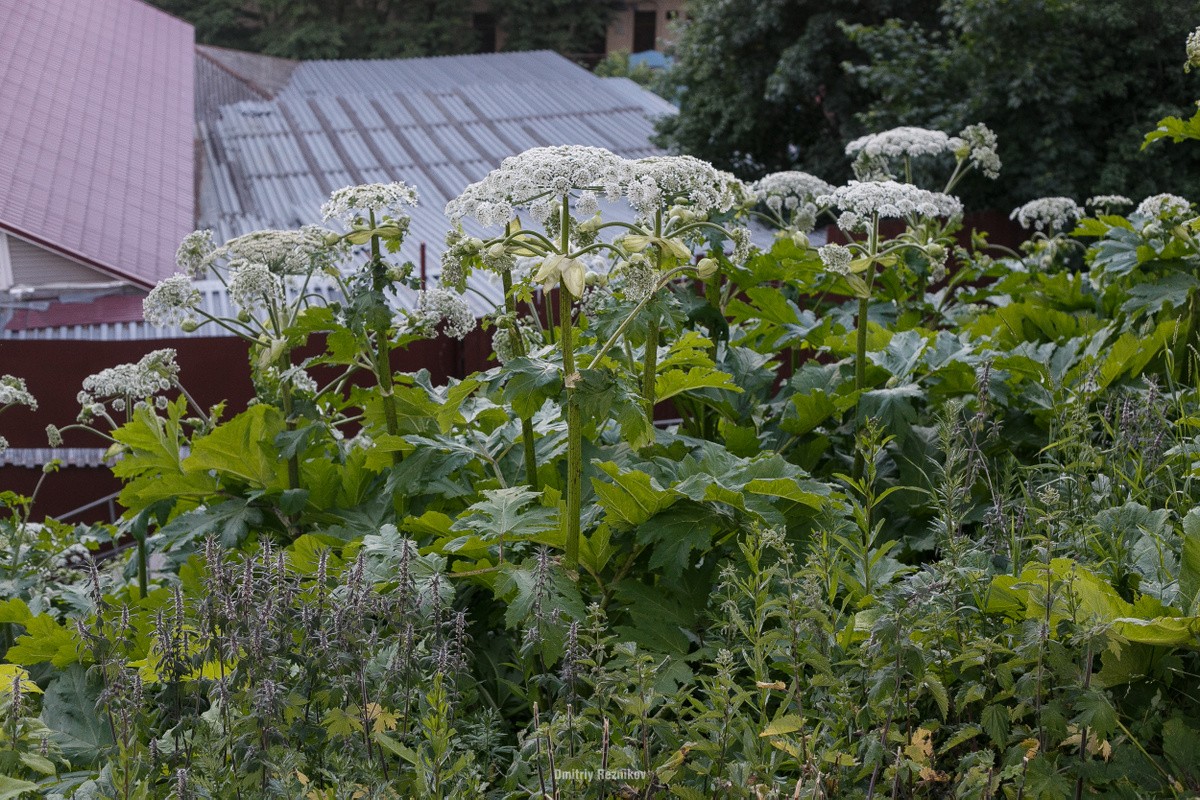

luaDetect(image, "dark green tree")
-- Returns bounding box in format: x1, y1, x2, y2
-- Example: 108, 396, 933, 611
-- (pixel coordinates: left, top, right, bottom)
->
149, 0, 476, 60
845, 0, 1200, 208
491, 0, 622, 58
655, 0, 939, 184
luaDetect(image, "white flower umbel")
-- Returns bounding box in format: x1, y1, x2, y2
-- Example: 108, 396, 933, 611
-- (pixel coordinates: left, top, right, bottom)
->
228, 260, 284, 314
217, 227, 332, 275
0, 375, 36, 411
820, 180, 964, 232
625, 155, 745, 219
847, 126, 957, 160
818, 244, 853, 275
955, 124, 1001, 180
322, 181, 418, 224
445, 145, 629, 228
413, 287, 475, 340
81, 349, 178, 405
176, 230, 216, 278
143, 274, 202, 328
1010, 197, 1083, 233
1086, 195, 1133, 212
1135, 193, 1193, 220
1188, 25, 1200, 72
752, 171, 835, 232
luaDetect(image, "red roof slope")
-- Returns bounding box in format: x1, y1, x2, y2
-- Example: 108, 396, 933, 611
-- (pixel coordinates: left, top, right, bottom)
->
0, 0, 194, 289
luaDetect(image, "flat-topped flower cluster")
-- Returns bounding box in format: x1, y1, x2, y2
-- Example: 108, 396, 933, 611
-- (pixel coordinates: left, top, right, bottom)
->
819, 180, 963, 232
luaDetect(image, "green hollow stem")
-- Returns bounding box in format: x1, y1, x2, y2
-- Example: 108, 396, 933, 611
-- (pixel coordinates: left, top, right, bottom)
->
560, 193, 582, 568
369, 212, 402, 465
562, 275, 581, 568
642, 319, 658, 422
852, 217, 880, 482
279, 352, 301, 491
702, 271, 722, 438
851, 294, 870, 481
503, 270, 540, 491
642, 213, 665, 425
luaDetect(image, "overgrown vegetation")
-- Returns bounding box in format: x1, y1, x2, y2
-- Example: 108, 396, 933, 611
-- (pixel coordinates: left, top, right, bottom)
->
6, 33, 1200, 799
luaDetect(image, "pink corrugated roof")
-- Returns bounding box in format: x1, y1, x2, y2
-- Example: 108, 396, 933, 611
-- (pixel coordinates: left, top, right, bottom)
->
0, 0, 194, 289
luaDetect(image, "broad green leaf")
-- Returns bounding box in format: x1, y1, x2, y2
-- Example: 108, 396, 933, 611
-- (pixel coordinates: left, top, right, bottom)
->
655, 366, 742, 402
185, 404, 286, 490
450, 486, 558, 543
744, 478, 827, 511
0, 598, 31, 624
760, 714, 806, 737
437, 377, 481, 431
635, 501, 725, 579
41, 664, 113, 765
592, 462, 678, 529
867, 328, 928, 380
0, 664, 40, 695
981, 704, 1008, 746
1122, 272, 1199, 316
288, 534, 346, 574
613, 580, 698, 656
6, 614, 78, 668
1094, 321, 1174, 388
1162, 716, 1200, 783
0, 777, 38, 799
1182, 507, 1200, 612
502, 356, 561, 418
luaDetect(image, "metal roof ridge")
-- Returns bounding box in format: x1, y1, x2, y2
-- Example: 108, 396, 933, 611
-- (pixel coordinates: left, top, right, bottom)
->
196, 45, 294, 99
297, 48, 568, 66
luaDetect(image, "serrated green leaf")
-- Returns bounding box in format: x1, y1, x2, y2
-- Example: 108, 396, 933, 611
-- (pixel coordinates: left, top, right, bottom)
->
592, 462, 678, 528
0, 776, 38, 799
6, 614, 78, 668
41, 665, 113, 766
502, 356, 561, 417
451, 486, 558, 542
654, 366, 742, 402
186, 404, 286, 490
635, 502, 723, 579
1182, 507, 1200, 612
981, 704, 1009, 747
760, 714, 806, 737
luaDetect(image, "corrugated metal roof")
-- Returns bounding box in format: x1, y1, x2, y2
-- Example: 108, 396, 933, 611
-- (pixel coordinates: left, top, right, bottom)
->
197, 49, 677, 288
0, 0, 194, 290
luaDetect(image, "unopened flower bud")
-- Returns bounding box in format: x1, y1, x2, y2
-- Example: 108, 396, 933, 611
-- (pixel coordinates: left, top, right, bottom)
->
578, 213, 603, 233
696, 257, 719, 279
585, 271, 607, 287
487, 242, 507, 259
180, 319, 199, 333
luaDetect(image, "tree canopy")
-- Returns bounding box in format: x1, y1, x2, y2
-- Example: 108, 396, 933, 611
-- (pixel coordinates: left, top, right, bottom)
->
658, 0, 1200, 209
491, 0, 622, 57
654, 0, 938, 186
149, 0, 618, 61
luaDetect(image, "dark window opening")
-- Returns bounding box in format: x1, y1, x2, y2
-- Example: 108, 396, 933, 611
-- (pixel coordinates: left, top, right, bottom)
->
473, 13, 497, 53
633, 10, 657, 53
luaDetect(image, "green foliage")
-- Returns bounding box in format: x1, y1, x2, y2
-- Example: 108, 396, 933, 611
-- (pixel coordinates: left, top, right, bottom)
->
490, 0, 622, 56
845, 0, 1200, 208
656, 0, 940, 181
148, 0, 479, 60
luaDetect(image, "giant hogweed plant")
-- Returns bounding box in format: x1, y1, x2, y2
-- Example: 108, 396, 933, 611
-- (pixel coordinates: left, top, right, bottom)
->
440, 146, 754, 568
